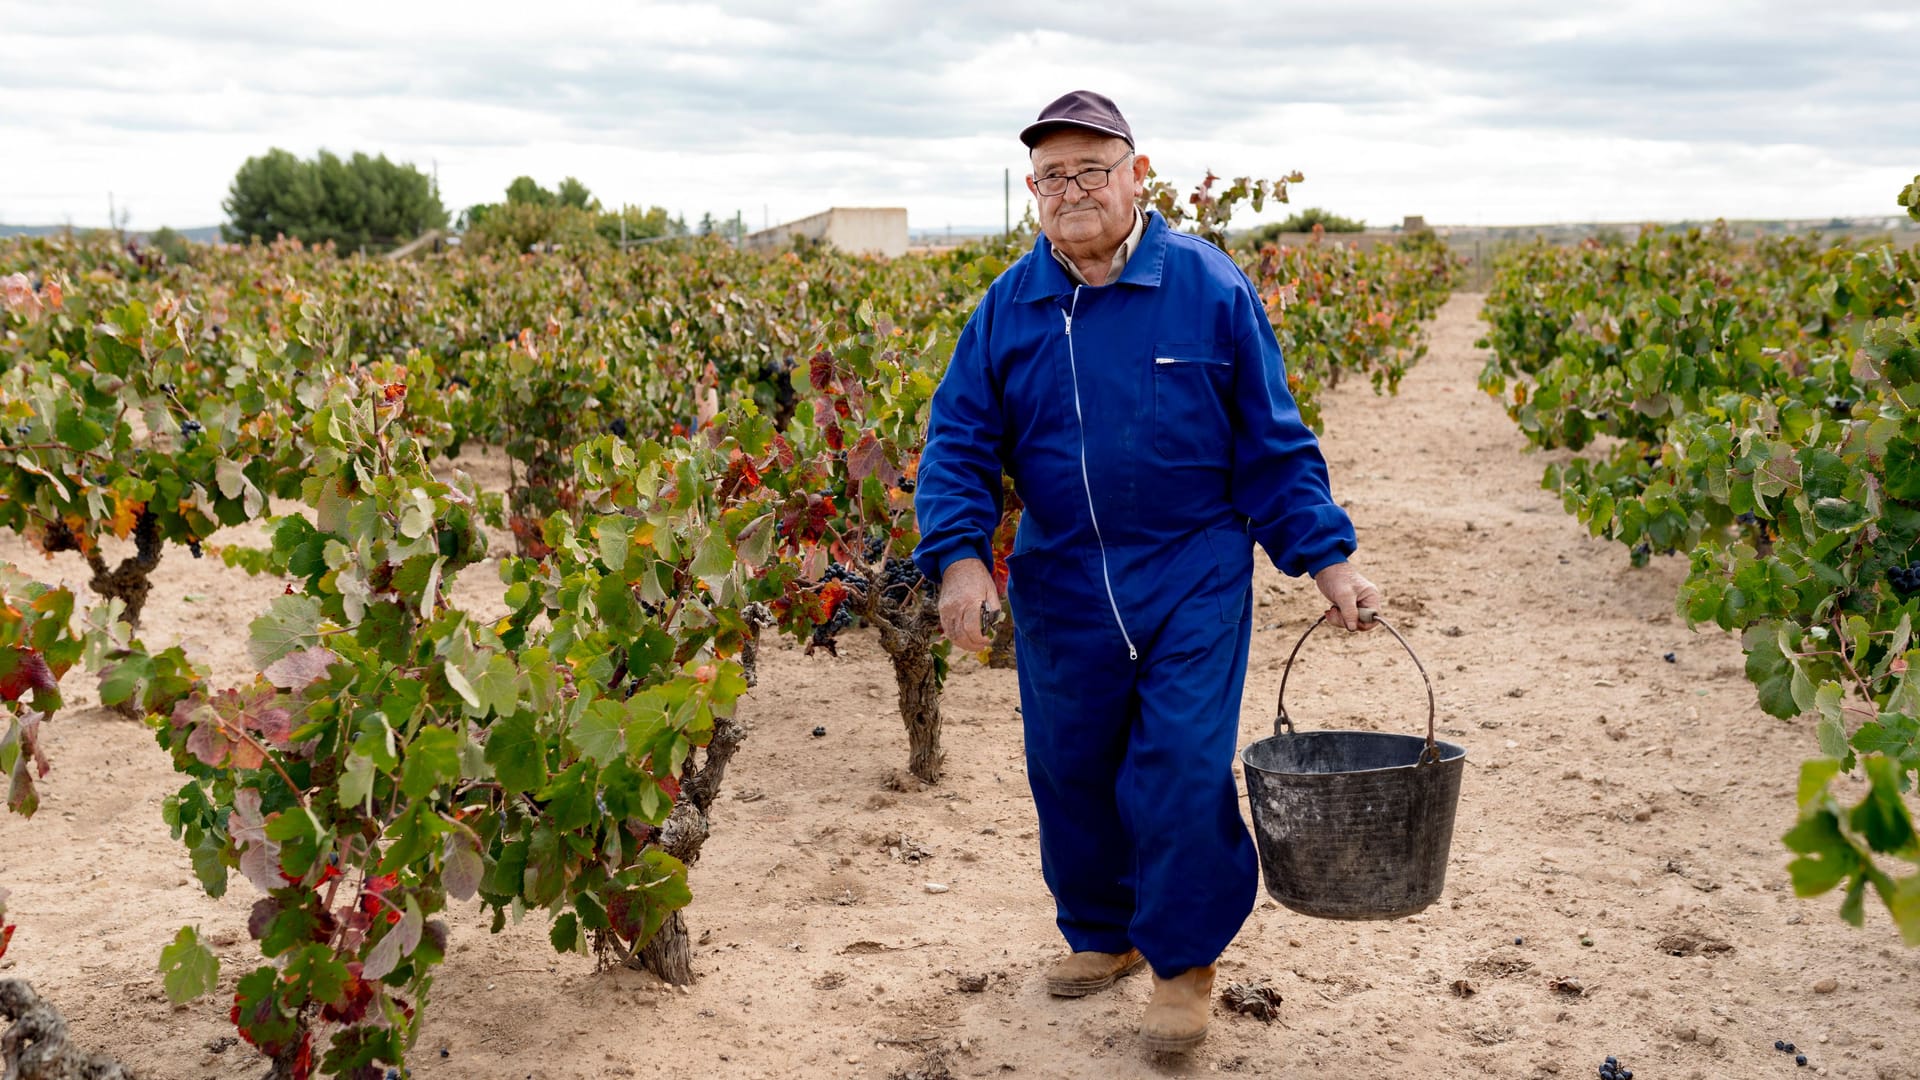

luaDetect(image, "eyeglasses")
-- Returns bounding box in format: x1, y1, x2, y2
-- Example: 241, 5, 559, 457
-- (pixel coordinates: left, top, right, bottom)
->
1031, 151, 1134, 197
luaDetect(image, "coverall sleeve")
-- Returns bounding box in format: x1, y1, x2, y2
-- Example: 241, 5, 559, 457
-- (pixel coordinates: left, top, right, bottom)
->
911, 304, 1006, 583
1229, 284, 1357, 577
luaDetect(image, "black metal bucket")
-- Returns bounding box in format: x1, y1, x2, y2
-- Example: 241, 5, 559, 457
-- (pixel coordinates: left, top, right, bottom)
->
1241, 612, 1466, 920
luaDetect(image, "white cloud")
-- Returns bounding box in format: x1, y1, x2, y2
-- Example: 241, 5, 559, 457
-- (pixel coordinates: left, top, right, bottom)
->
1, 0, 1915, 230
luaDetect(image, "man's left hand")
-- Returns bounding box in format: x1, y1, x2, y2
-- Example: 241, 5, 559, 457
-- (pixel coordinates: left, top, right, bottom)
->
1312, 561, 1384, 631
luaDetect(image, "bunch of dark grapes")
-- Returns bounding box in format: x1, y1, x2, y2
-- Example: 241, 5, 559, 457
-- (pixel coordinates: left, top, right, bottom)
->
821, 561, 870, 591
1889, 565, 1920, 598
854, 536, 928, 605
808, 561, 867, 651
807, 553, 928, 652
1597, 1055, 1632, 1080
878, 557, 925, 607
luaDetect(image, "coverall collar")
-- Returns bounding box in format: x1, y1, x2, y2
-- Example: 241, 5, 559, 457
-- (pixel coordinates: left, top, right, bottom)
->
1018, 209, 1169, 303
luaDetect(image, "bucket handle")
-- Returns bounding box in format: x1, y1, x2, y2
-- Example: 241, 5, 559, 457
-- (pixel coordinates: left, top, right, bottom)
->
1275, 608, 1441, 765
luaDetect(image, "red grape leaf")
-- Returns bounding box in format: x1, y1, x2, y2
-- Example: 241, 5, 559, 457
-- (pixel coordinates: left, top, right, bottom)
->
230, 788, 281, 893
847, 432, 903, 486
262, 647, 337, 691
808, 351, 835, 391
0, 647, 55, 703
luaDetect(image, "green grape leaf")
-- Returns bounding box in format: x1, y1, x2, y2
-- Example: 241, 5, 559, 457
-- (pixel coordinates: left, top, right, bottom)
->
339, 750, 378, 809
1851, 715, 1920, 768
158, 926, 220, 1003
523, 824, 566, 907
736, 512, 776, 570
54, 407, 107, 455
473, 654, 521, 719
1851, 756, 1918, 856
691, 529, 735, 581
1839, 874, 1868, 928
1782, 810, 1857, 896
1816, 713, 1851, 762
549, 911, 583, 954
1888, 873, 1920, 946
485, 711, 546, 794
1884, 438, 1920, 501
1811, 497, 1868, 533
399, 726, 462, 799
571, 700, 627, 766
97, 653, 152, 707
248, 595, 323, 669
282, 943, 350, 1005
189, 831, 229, 899
597, 516, 633, 573
537, 762, 597, 833
1742, 622, 1799, 719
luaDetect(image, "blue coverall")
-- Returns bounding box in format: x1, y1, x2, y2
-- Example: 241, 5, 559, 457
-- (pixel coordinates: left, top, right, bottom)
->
912, 211, 1357, 977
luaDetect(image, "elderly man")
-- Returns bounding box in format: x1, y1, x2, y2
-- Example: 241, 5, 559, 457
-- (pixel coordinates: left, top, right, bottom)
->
911, 90, 1382, 1052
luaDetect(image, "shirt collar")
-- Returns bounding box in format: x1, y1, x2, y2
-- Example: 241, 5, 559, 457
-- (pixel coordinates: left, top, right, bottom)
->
1017, 210, 1167, 303
1049, 208, 1146, 286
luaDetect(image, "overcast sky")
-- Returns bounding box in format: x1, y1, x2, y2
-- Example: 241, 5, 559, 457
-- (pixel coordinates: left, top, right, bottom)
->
4, 1, 1917, 232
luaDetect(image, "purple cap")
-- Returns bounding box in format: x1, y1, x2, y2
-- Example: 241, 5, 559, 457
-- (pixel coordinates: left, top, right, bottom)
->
1019, 90, 1134, 150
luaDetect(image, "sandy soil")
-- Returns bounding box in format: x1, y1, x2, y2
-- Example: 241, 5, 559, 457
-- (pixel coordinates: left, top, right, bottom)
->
3, 294, 1917, 1080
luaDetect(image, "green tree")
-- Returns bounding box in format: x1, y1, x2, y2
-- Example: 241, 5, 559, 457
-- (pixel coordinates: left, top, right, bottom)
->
148, 226, 195, 266
595, 204, 682, 246
505, 176, 555, 208
1241, 208, 1366, 248
463, 202, 605, 255
222, 149, 447, 251
555, 177, 597, 211
463, 178, 677, 253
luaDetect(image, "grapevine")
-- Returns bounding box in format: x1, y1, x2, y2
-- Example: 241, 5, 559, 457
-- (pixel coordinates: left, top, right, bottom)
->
1478, 187, 1920, 940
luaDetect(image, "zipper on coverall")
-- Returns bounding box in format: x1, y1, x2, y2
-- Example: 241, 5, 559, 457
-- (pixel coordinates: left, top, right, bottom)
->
1062, 286, 1139, 661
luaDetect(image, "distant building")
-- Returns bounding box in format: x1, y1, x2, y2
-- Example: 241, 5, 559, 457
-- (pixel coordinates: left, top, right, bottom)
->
743, 208, 908, 258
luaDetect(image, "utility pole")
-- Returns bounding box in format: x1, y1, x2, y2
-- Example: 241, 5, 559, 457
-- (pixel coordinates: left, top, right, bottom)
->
620, 214, 627, 250
735, 209, 743, 248
1003, 168, 1010, 240
109, 191, 119, 242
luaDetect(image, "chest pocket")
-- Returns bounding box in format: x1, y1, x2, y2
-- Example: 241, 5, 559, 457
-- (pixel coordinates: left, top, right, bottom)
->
1151, 341, 1233, 462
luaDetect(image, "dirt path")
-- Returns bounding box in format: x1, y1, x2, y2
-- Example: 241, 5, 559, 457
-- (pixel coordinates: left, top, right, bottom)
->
3, 294, 1916, 1080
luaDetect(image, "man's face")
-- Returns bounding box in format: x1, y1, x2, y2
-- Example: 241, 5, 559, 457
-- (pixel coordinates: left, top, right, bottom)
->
1027, 130, 1151, 250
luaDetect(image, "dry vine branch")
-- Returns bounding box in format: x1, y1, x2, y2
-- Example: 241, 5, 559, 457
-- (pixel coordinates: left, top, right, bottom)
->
861, 585, 945, 785
0, 980, 138, 1080
41, 510, 163, 629
601, 604, 767, 985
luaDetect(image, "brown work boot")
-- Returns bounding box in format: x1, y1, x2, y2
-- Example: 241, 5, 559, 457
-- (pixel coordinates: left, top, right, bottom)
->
1045, 948, 1145, 997
1139, 964, 1216, 1053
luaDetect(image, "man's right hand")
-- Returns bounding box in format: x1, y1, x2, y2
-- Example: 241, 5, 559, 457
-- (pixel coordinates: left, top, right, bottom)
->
937, 558, 1001, 651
